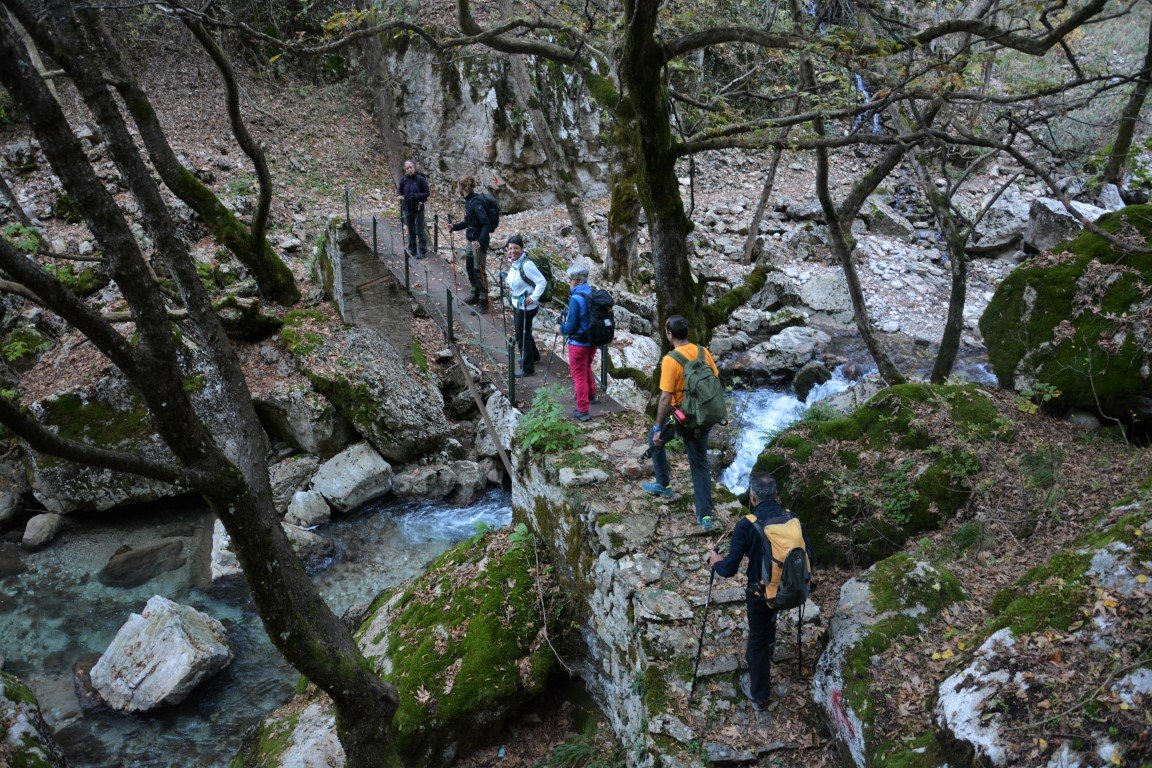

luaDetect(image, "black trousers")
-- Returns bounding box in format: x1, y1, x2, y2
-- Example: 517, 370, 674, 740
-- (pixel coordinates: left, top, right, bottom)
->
746, 589, 778, 704
403, 208, 427, 255
513, 305, 540, 373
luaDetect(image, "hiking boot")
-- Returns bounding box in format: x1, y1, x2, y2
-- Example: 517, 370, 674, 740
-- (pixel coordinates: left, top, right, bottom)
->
642, 482, 674, 498
740, 674, 770, 713
699, 515, 713, 531
571, 409, 591, 422
589, 395, 599, 405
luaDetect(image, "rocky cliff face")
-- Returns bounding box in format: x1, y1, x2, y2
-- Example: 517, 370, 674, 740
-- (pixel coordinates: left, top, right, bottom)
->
383, 46, 608, 210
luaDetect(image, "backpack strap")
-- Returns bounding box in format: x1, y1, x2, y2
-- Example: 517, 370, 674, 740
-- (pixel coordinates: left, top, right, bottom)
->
668, 348, 689, 366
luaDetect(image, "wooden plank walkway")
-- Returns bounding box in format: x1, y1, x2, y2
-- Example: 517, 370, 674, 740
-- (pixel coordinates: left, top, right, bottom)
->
347, 213, 624, 417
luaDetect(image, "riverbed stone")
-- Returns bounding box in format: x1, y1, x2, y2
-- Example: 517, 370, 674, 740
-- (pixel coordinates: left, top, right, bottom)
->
285, 490, 331, 528
310, 441, 393, 513
862, 196, 915, 239
724, 326, 831, 385
211, 518, 334, 583
269, 454, 320, 514
98, 539, 186, 588
449, 460, 486, 505
21, 513, 64, 550
391, 464, 458, 500
90, 596, 233, 712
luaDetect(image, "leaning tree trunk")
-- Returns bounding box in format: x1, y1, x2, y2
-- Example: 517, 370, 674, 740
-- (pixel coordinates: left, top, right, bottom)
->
1102, 12, 1152, 186
0, 7, 397, 766
620, 0, 705, 348
76, 11, 299, 305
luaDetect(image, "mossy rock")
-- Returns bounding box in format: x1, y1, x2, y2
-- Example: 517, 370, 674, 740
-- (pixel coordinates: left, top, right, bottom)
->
45, 262, 109, 297
813, 555, 965, 768
985, 503, 1152, 639
980, 204, 1152, 425
214, 295, 282, 341
357, 529, 562, 767
54, 192, 83, 224
754, 383, 1005, 566
1, 669, 68, 767
1, 327, 51, 373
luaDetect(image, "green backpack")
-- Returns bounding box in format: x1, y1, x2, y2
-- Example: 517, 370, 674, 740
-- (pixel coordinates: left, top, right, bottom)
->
668, 344, 728, 430
522, 251, 555, 304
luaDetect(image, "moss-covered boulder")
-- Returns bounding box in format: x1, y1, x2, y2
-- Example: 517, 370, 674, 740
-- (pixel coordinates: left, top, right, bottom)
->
235, 527, 562, 768
0, 669, 67, 767
754, 383, 1005, 566
812, 554, 965, 768
933, 500, 1152, 768
1, 327, 52, 373
980, 204, 1152, 427
25, 374, 180, 513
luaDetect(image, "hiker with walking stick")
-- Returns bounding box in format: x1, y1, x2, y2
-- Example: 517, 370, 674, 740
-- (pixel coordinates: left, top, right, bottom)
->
558, 264, 597, 422
503, 234, 545, 377
396, 159, 429, 259
449, 176, 493, 313
706, 473, 814, 714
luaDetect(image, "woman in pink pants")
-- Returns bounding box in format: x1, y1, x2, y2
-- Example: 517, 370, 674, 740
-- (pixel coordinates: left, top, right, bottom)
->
558, 264, 597, 421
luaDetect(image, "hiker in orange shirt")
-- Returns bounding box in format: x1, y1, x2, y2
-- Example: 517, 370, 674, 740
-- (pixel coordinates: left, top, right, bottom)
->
643, 315, 720, 529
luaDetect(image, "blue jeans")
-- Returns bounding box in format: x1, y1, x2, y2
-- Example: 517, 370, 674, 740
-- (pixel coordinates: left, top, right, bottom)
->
649, 424, 713, 520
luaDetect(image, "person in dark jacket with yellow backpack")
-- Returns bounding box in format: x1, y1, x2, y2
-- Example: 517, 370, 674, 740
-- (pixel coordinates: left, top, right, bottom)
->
707, 472, 813, 712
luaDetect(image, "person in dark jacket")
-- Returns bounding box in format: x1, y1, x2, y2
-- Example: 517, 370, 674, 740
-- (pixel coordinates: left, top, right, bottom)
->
396, 160, 430, 259
707, 472, 814, 711
559, 264, 596, 421
449, 176, 491, 313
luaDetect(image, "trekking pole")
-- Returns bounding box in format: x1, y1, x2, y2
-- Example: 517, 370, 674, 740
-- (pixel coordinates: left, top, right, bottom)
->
797, 603, 804, 677
542, 325, 563, 387
446, 215, 461, 302
688, 567, 716, 704
399, 204, 407, 257
497, 269, 509, 338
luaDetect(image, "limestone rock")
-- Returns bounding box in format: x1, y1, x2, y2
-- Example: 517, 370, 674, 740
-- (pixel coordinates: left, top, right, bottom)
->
449, 460, 486, 505
475, 392, 521, 459
607, 331, 661, 373
269, 454, 320, 514
862, 196, 914, 239
1023, 197, 1107, 252
966, 185, 1030, 255
558, 466, 610, 487
90, 596, 232, 712
285, 490, 331, 528
22, 512, 64, 549
299, 326, 449, 464
1098, 183, 1125, 212
254, 387, 357, 460
1, 669, 67, 767
724, 326, 831, 385
798, 271, 852, 314
310, 442, 393, 513
391, 464, 458, 501
211, 518, 334, 583
793, 361, 832, 402
935, 628, 1020, 767
814, 557, 964, 768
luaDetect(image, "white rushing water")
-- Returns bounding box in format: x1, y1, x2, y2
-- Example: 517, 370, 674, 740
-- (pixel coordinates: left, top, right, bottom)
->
720, 367, 856, 494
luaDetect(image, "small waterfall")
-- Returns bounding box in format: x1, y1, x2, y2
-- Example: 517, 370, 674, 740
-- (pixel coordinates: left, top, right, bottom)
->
852, 74, 882, 134
721, 366, 857, 494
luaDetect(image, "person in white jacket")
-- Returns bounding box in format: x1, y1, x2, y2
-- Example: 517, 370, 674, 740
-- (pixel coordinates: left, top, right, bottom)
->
503, 234, 546, 376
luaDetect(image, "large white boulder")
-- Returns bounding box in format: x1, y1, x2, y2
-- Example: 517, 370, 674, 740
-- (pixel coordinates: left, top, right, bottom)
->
21, 513, 63, 550
1023, 197, 1108, 253
90, 596, 233, 712
285, 490, 331, 528
310, 441, 393, 513
724, 326, 831, 385
935, 628, 1021, 767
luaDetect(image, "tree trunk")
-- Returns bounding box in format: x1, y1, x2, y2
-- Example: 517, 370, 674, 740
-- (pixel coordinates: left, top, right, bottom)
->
620, 0, 705, 348
1102, 12, 1152, 186
604, 123, 642, 285
75, 12, 299, 305
791, 0, 904, 384
0, 7, 397, 765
